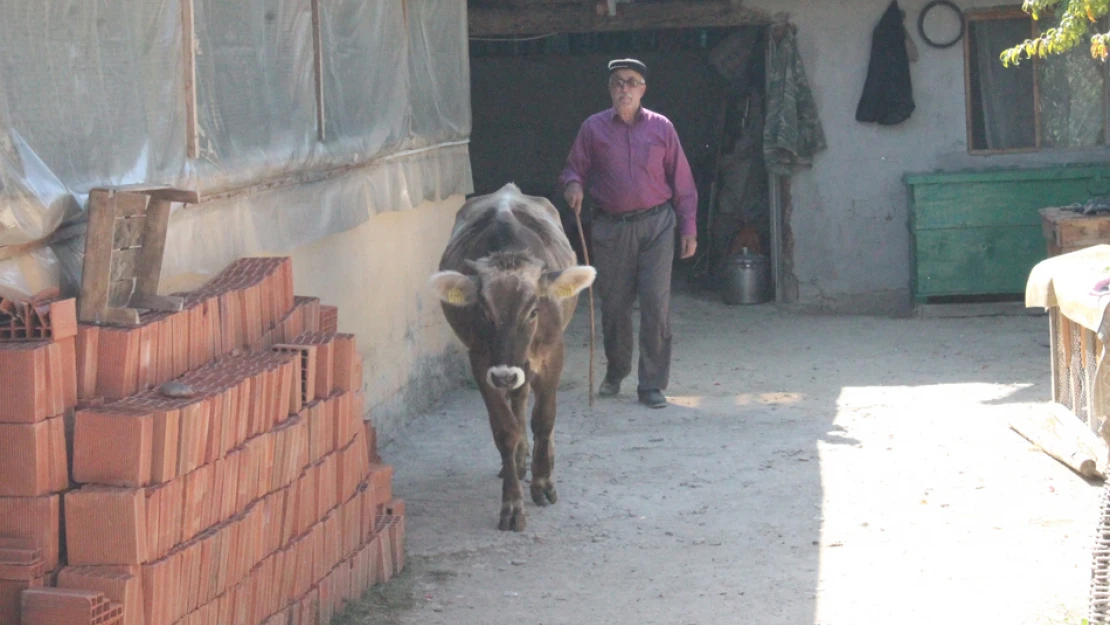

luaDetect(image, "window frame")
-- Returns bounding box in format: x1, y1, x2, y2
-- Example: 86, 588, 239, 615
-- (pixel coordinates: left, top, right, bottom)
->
963, 6, 1110, 155
963, 6, 1042, 155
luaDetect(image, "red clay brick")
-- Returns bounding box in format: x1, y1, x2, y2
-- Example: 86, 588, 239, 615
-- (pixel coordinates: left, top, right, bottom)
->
0, 419, 61, 497
0, 495, 60, 570
144, 485, 162, 563
319, 305, 339, 335
388, 514, 406, 575
96, 326, 140, 401
73, 408, 153, 487
0, 577, 42, 624
181, 465, 213, 543
42, 341, 64, 418
65, 486, 148, 565
0, 342, 50, 423
137, 321, 157, 393
149, 406, 180, 484
75, 325, 100, 402
169, 309, 189, 378
176, 401, 210, 477
56, 336, 79, 412
0, 554, 46, 581
368, 464, 394, 517
56, 565, 142, 625
46, 298, 78, 341
20, 586, 108, 625
141, 556, 170, 625
332, 334, 357, 393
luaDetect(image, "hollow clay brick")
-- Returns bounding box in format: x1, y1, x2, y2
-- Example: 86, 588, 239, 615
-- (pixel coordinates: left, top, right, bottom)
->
0, 342, 49, 423
0, 495, 61, 570
75, 325, 100, 402
56, 565, 142, 625
73, 408, 153, 487
65, 486, 148, 565
96, 326, 140, 401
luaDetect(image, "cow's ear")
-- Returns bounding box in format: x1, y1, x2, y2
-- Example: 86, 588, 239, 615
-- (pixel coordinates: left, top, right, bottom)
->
543, 266, 597, 300
429, 271, 479, 307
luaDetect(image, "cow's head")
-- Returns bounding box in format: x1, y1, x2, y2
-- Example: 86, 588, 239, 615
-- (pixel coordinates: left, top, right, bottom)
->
430, 252, 596, 390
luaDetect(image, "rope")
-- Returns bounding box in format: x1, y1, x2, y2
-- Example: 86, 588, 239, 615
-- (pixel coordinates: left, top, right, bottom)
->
572, 210, 596, 408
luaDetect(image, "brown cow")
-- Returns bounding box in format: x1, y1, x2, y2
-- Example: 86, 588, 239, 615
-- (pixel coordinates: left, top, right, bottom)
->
429, 183, 596, 531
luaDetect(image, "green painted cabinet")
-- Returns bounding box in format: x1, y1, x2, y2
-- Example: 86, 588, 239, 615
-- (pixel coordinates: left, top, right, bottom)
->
905, 165, 1110, 302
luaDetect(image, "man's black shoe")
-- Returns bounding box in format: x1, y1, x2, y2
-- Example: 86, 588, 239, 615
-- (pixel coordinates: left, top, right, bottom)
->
638, 389, 667, 409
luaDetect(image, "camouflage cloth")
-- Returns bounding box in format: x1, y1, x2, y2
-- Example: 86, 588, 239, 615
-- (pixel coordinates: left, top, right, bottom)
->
763, 24, 827, 176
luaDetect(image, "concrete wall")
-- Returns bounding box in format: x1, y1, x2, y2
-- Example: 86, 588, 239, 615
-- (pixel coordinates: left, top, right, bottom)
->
285, 197, 468, 442
744, 0, 1110, 315
471, 1, 1110, 315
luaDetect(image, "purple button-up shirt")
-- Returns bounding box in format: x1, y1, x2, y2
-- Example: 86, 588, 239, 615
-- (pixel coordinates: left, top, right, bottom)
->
559, 107, 698, 237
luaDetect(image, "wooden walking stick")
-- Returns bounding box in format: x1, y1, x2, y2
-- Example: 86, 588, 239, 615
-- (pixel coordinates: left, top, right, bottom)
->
572, 210, 596, 408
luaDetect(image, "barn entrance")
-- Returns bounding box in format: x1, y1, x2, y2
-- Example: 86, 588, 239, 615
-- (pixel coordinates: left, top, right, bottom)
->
467, 24, 780, 301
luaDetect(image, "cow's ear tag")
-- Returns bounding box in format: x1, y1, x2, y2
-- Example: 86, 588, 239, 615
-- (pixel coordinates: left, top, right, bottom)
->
430, 271, 477, 307
545, 266, 597, 300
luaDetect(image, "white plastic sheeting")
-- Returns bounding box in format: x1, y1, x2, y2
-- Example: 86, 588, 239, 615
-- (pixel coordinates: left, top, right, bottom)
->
0, 0, 472, 299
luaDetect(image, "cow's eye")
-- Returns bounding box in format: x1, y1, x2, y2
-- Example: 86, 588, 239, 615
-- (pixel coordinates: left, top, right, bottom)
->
528, 308, 538, 319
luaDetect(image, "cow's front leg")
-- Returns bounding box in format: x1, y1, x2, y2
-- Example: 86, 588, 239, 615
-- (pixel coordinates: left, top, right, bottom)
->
511, 383, 531, 480
529, 361, 560, 506
471, 353, 527, 531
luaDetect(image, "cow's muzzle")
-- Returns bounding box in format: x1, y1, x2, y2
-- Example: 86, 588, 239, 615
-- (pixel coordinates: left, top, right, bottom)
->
487, 365, 525, 390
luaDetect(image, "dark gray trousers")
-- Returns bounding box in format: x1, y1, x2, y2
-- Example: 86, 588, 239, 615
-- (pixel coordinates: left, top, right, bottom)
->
590, 204, 675, 392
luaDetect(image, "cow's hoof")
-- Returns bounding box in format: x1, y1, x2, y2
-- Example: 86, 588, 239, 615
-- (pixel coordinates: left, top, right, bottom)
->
498, 500, 526, 532
530, 480, 558, 506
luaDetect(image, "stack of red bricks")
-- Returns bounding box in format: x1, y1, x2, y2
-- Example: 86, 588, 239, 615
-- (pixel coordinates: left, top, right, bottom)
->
0, 294, 80, 624
0, 256, 403, 625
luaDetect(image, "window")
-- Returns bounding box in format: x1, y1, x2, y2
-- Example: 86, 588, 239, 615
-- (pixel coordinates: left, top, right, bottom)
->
964, 8, 1109, 153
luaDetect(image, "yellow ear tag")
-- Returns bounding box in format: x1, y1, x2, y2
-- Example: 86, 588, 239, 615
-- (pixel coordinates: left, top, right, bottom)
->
552, 283, 577, 299
447, 288, 467, 306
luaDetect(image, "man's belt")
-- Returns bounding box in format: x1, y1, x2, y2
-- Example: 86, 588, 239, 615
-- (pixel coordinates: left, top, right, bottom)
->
595, 202, 670, 222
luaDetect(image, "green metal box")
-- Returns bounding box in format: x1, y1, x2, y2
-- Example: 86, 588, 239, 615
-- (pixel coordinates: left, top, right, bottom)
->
904, 165, 1110, 303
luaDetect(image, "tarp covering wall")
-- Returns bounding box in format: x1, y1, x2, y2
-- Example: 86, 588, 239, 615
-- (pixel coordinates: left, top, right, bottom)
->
0, 0, 473, 299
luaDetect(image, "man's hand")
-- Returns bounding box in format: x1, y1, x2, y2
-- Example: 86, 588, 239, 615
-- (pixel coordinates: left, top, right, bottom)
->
564, 182, 584, 216
680, 236, 697, 259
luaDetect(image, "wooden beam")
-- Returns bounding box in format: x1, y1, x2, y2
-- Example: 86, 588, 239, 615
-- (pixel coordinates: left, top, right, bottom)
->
468, 0, 769, 36
311, 0, 326, 142
182, 0, 199, 159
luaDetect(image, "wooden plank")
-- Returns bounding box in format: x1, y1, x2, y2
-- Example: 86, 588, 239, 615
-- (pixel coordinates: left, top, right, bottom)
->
1063, 316, 1080, 413
905, 164, 1110, 185
912, 226, 1045, 297
133, 198, 172, 297
114, 191, 149, 217
130, 294, 185, 313
1009, 403, 1106, 479
100, 184, 199, 204
911, 177, 1104, 230
110, 248, 141, 283
468, 0, 768, 36
1085, 328, 1099, 430
78, 190, 120, 322
113, 216, 146, 249
109, 278, 136, 309
98, 307, 141, 326
1051, 308, 1061, 404
182, 0, 198, 159
311, 0, 326, 141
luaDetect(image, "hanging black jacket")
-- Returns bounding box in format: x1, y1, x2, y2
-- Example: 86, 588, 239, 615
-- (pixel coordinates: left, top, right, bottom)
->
855, 0, 915, 125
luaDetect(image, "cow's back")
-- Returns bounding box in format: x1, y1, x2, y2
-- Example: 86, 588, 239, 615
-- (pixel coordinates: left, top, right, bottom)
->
440, 183, 576, 274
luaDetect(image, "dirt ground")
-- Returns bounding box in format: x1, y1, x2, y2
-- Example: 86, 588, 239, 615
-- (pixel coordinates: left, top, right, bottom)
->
338, 279, 1103, 625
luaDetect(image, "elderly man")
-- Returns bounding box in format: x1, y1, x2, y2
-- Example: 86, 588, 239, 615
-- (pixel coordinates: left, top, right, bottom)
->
558, 58, 698, 409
